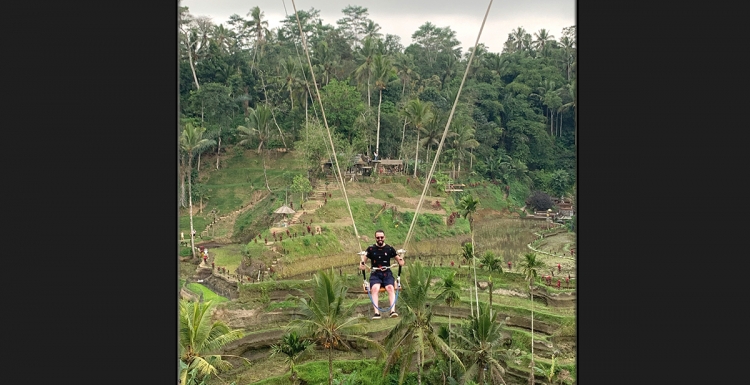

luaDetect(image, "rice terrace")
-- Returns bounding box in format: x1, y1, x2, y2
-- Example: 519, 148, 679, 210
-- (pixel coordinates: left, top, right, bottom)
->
178, 1, 576, 384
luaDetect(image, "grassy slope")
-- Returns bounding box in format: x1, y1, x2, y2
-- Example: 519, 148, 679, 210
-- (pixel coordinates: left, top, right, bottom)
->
178, 146, 576, 384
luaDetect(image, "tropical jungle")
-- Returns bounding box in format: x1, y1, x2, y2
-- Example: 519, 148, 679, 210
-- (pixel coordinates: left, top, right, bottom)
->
178, 4, 576, 385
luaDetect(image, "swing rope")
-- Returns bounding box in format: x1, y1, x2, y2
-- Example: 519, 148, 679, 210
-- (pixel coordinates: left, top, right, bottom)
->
289, 0, 363, 253
402, 0, 494, 251
288, 0, 494, 311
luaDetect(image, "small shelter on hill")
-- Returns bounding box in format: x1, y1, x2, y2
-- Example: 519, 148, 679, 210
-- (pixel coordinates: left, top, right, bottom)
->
372, 159, 404, 175
274, 204, 295, 219
322, 154, 375, 177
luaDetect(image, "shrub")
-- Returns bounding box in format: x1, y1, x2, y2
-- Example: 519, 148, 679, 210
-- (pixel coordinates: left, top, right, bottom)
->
526, 190, 554, 211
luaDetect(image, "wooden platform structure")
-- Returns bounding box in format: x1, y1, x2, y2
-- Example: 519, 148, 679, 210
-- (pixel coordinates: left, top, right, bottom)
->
445, 183, 466, 192
372, 159, 404, 175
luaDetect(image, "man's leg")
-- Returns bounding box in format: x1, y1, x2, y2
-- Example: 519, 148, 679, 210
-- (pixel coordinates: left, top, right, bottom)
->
385, 285, 396, 308
370, 283, 381, 314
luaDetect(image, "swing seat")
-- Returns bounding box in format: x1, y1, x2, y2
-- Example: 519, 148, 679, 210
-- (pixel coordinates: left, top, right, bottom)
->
363, 286, 402, 293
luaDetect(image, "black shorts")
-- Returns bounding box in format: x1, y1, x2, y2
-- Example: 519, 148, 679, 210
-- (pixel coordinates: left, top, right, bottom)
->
369, 270, 395, 287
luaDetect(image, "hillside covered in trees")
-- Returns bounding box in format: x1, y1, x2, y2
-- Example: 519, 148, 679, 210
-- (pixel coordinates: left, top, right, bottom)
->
178, 4, 576, 209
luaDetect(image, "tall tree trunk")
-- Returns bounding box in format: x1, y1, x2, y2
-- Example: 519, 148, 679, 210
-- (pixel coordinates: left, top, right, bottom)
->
259, 73, 288, 149
197, 153, 201, 172
489, 280, 493, 315
400, 117, 407, 168
448, 308, 453, 378
413, 131, 420, 178
188, 155, 196, 259
366, 74, 371, 108
328, 348, 333, 385
376, 90, 382, 155
263, 152, 271, 192
418, 349, 423, 385
243, 86, 249, 117
549, 109, 552, 136
186, 35, 200, 90
529, 282, 535, 385
216, 133, 221, 170
471, 223, 479, 316
180, 155, 187, 208
469, 284, 474, 318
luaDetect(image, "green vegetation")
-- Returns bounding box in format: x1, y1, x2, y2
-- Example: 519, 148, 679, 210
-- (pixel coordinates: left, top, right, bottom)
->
178, 5, 576, 383
185, 283, 229, 303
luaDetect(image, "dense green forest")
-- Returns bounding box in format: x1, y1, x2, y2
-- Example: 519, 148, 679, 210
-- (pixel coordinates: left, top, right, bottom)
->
178, 4, 576, 210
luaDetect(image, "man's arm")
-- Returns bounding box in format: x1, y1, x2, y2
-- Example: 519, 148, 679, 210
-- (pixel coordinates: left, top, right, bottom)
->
392, 246, 405, 266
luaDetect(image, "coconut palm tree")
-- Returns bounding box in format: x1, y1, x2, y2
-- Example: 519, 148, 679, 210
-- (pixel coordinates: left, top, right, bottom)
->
180, 123, 215, 259
458, 194, 480, 316
372, 54, 393, 156
452, 302, 509, 385
270, 330, 314, 384
420, 112, 445, 165
280, 57, 299, 110
445, 123, 479, 179
354, 37, 379, 108
288, 269, 383, 385
532, 29, 555, 58
383, 262, 463, 385
435, 271, 462, 378
393, 53, 418, 97
236, 105, 274, 191
402, 98, 433, 178
460, 243, 475, 317
247, 6, 270, 70
178, 300, 247, 385
519, 252, 543, 385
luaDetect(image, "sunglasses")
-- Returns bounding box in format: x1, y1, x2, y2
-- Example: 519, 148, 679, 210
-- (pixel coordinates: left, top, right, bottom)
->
376, 236, 384, 239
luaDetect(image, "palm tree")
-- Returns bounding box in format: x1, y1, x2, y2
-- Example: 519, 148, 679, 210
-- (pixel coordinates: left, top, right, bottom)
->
354, 37, 379, 108
510, 27, 529, 53
372, 54, 393, 155
497, 155, 532, 187
270, 331, 314, 384
179, 7, 200, 90
445, 123, 479, 179
393, 53, 419, 97
420, 112, 444, 165
313, 41, 337, 86
363, 19, 383, 42
519, 252, 543, 385
457, 194, 481, 317
480, 251, 502, 274
532, 29, 555, 58
280, 57, 299, 110
435, 271, 462, 379
236, 105, 274, 191
211, 24, 235, 55
180, 123, 215, 259
288, 269, 382, 385
452, 303, 509, 385
383, 262, 463, 385
178, 300, 247, 385
402, 98, 433, 178
247, 6, 270, 70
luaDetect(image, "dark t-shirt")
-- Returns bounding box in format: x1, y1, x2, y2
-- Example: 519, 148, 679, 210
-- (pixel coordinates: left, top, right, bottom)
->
366, 243, 398, 269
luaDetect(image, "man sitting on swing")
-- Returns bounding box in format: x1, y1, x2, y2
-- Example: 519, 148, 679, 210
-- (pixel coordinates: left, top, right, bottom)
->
360, 229, 405, 319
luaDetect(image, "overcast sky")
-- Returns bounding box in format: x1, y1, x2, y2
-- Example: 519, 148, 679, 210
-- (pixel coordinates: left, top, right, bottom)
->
179, 0, 575, 54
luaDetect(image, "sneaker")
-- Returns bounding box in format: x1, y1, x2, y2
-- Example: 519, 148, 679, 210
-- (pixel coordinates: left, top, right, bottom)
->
389, 311, 398, 318
372, 313, 381, 320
